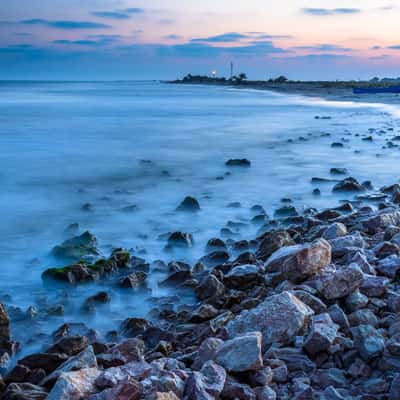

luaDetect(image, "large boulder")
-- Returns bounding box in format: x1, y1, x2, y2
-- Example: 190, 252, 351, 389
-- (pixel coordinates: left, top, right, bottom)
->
215, 332, 263, 372
226, 291, 313, 346
316, 264, 365, 300
265, 239, 331, 283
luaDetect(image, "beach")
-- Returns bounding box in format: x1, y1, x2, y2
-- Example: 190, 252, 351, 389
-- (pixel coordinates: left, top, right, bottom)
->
1, 81, 400, 398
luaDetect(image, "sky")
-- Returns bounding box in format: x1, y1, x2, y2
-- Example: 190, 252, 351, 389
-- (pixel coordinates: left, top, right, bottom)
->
0, 0, 399, 80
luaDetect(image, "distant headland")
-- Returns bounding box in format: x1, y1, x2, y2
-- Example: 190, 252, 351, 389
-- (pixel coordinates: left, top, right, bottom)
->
169, 74, 400, 101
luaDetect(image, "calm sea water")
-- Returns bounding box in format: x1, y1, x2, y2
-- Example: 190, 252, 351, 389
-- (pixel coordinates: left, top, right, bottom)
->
0, 81, 399, 353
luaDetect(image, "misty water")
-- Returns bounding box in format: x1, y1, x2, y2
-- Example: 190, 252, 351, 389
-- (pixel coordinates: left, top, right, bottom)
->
1, 80, 399, 356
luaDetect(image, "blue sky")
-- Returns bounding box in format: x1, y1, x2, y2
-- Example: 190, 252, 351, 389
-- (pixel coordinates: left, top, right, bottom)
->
0, 0, 399, 80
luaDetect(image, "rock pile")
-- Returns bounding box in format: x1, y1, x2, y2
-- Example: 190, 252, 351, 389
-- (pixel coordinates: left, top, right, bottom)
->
3, 181, 400, 399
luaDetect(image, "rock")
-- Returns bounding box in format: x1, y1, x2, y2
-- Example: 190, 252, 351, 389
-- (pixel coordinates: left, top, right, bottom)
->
47, 335, 88, 356
98, 339, 145, 367
292, 290, 327, 314
265, 239, 331, 283
316, 264, 364, 300
2, 383, 48, 400
184, 360, 226, 399
43, 252, 131, 284
362, 210, 400, 234
0, 304, 10, 348
274, 205, 298, 218
351, 324, 385, 361
192, 338, 224, 370
167, 232, 194, 248
195, 275, 225, 301
47, 368, 100, 400
328, 232, 365, 257
95, 361, 151, 389
322, 223, 347, 240
120, 272, 147, 289
189, 304, 219, 323
206, 238, 227, 252
224, 265, 262, 287
226, 291, 313, 346
332, 177, 365, 192
221, 376, 256, 399
200, 251, 230, 267
90, 377, 143, 400
389, 374, 400, 399
42, 346, 97, 388
348, 308, 378, 327
360, 275, 389, 297
226, 159, 251, 167
312, 368, 347, 389
256, 230, 295, 261
215, 332, 263, 372
176, 196, 201, 212
120, 318, 152, 338
18, 353, 68, 374
303, 314, 339, 356
328, 304, 350, 331
330, 168, 348, 175
315, 209, 341, 221
255, 386, 276, 400
345, 290, 369, 313
51, 231, 100, 262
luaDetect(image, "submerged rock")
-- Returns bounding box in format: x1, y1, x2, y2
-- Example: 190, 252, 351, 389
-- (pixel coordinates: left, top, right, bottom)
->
225, 159, 251, 167
51, 231, 101, 262
166, 232, 194, 249
176, 196, 201, 212
332, 178, 365, 193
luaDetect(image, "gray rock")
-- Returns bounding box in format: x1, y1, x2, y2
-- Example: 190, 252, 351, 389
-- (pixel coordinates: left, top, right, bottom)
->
226, 292, 313, 346
95, 361, 151, 389
316, 264, 364, 300
215, 332, 263, 372
184, 360, 226, 399
303, 314, 339, 356
322, 223, 347, 240
351, 324, 385, 361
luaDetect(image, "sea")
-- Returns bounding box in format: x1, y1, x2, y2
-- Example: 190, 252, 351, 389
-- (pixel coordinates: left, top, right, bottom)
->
0, 80, 399, 355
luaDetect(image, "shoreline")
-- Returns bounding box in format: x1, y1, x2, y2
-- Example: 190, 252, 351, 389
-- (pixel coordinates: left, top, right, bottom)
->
2, 174, 400, 398
169, 80, 400, 106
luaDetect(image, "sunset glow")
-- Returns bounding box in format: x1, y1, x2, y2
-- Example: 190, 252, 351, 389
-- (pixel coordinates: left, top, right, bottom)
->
1, 0, 399, 80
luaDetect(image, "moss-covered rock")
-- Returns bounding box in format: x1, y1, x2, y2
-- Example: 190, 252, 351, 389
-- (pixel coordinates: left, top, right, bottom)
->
51, 231, 101, 262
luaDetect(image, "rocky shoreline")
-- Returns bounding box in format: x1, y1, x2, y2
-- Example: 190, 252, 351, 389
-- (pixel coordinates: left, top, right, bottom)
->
2, 175, 400, 399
